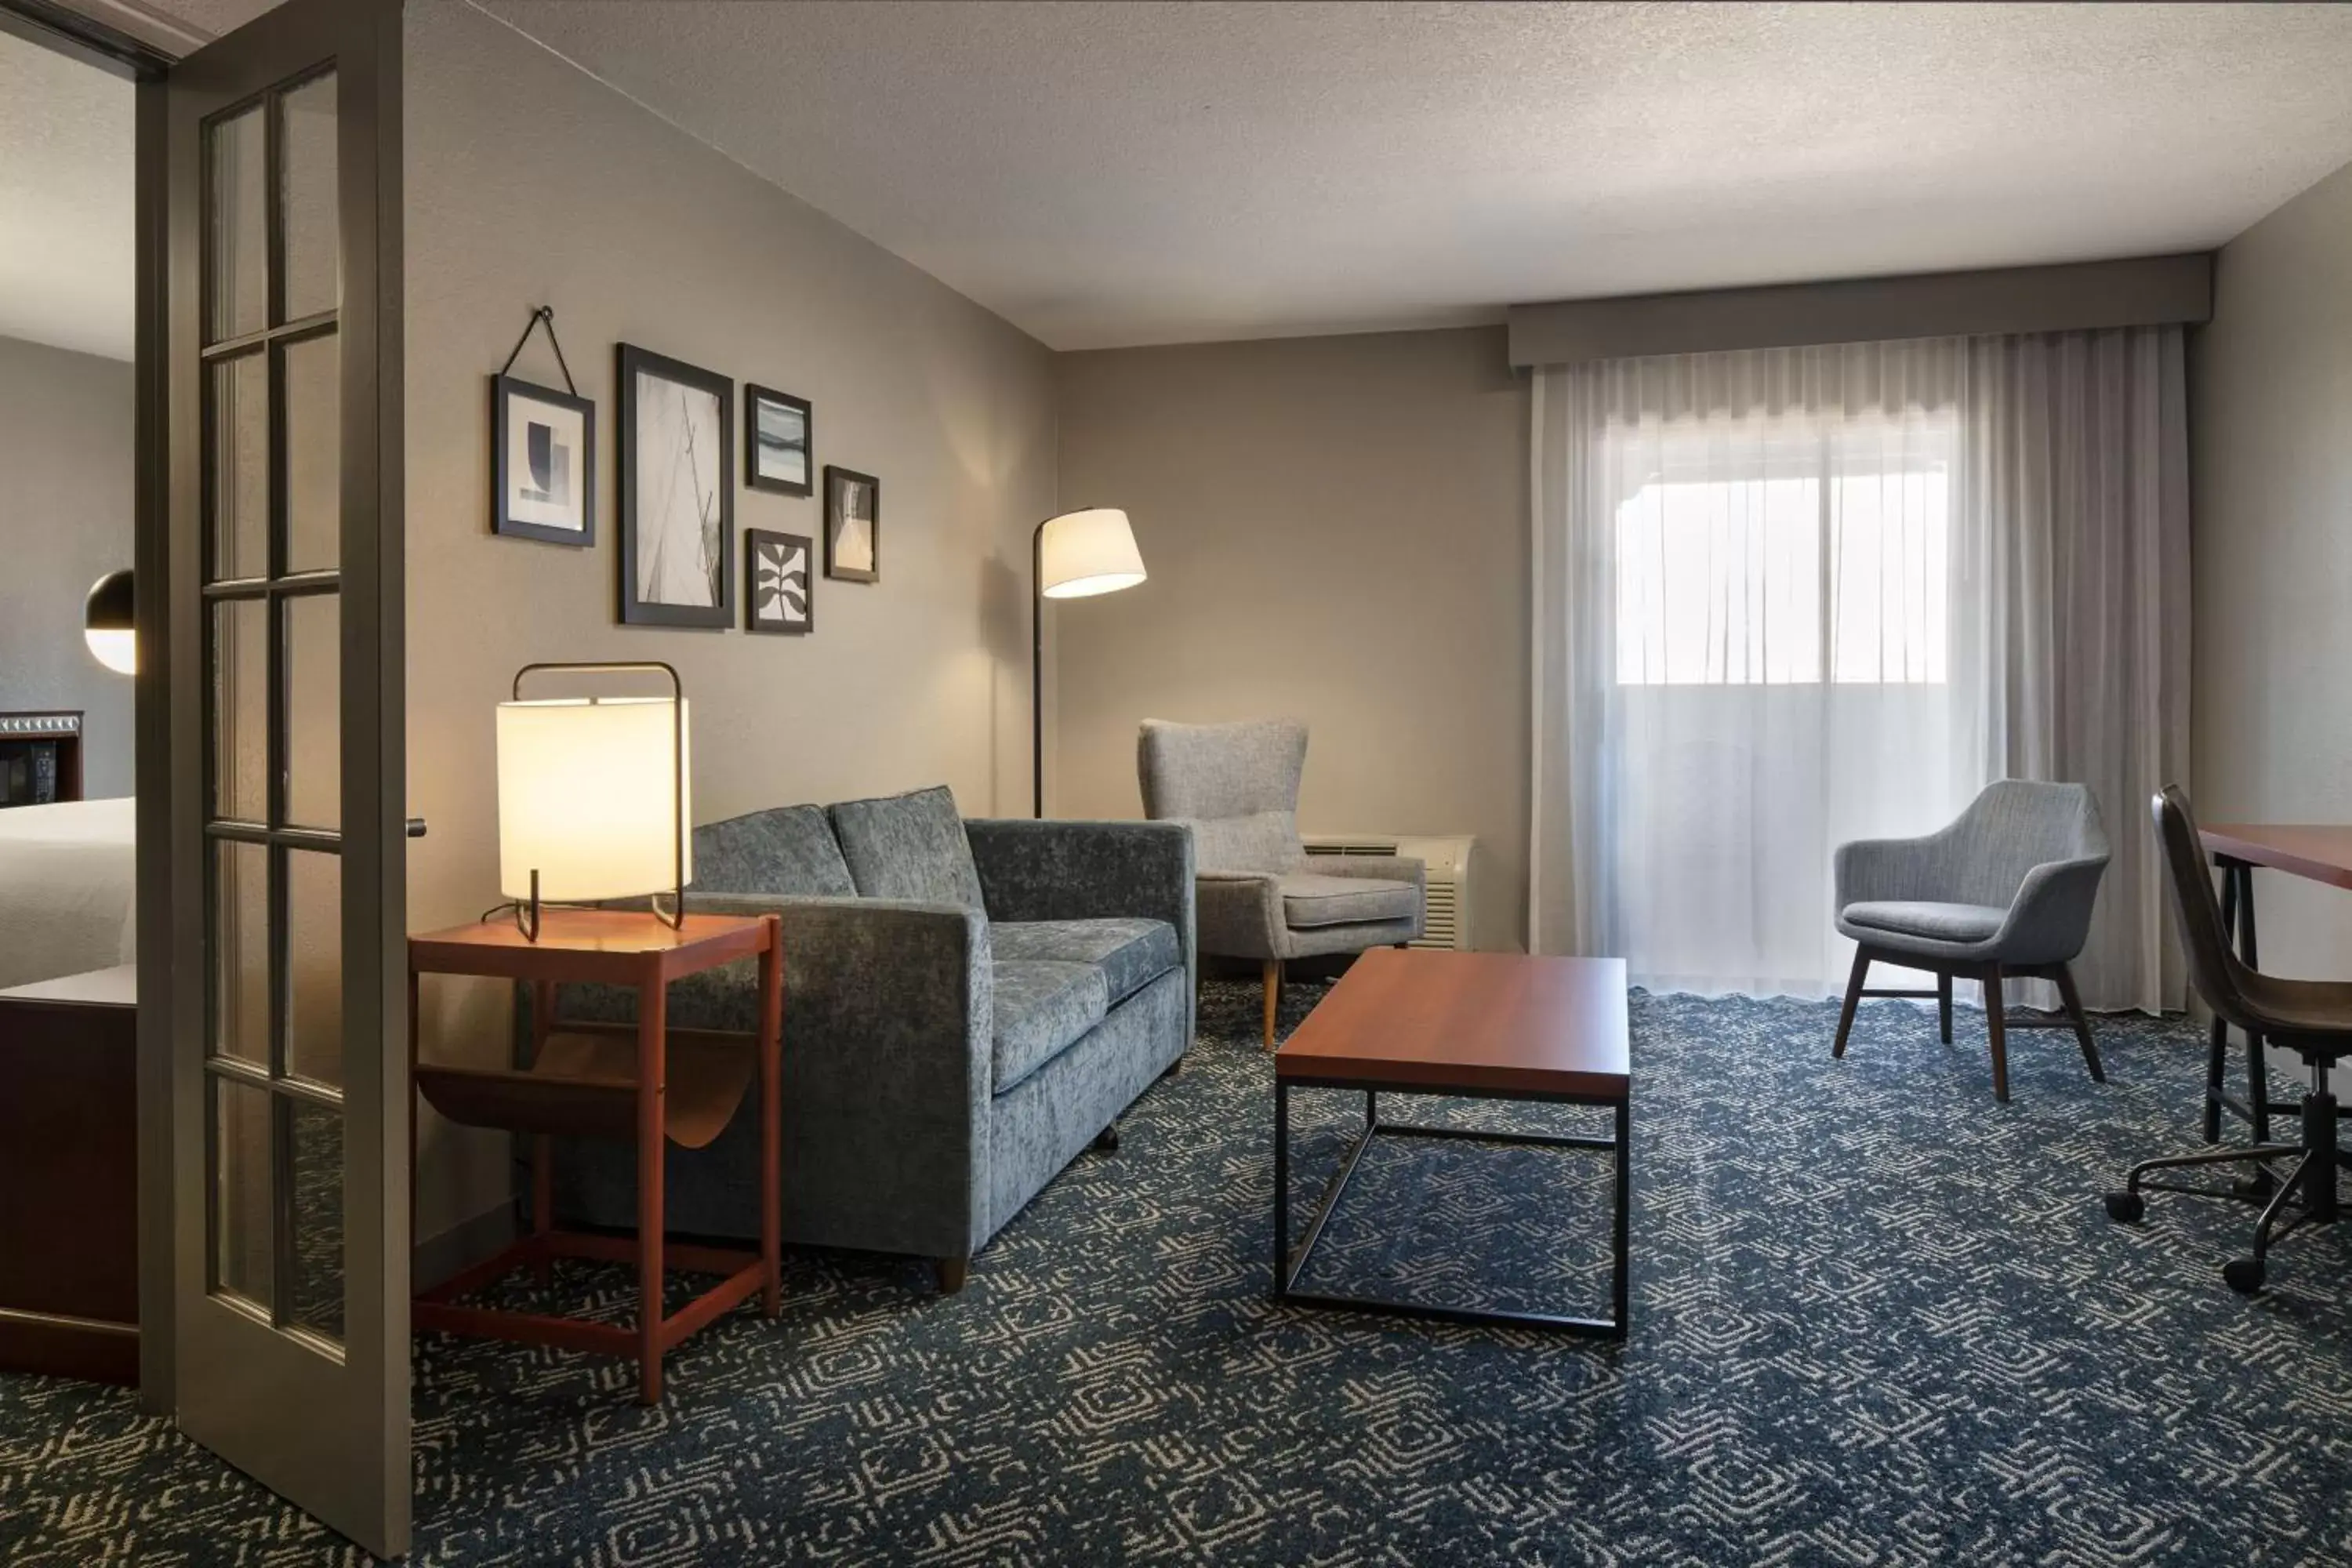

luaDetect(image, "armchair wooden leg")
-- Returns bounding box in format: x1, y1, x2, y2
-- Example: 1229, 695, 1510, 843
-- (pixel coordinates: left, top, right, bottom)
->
1936, 972, 1954, 1044
1832, 949, 1870, 1058
1985, 965, 2010, 1102
2054, 963, 2103, 1083
1261, 959, 1282, 1051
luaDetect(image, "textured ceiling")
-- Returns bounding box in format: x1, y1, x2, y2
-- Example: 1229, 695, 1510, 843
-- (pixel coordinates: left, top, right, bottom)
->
0, 28, 133, 360
23, 2, 2352, 356
478, 0, 2352, 350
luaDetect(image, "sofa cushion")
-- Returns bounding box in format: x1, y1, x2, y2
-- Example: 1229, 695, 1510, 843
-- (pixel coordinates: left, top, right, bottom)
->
992, 960, 1108, 1093
1842, 899, 2008, 946
1280, 872, 1417, 929
691, 804, 855, 897
829, 786, 985, 909
990, 917, 1181, 1007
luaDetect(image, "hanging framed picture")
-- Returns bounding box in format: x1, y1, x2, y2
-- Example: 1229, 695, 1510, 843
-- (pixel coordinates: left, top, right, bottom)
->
491, 375, 595, 545
746, 529, 813, 635
824, 465, 880, 583
744, 384, 813, 496
618, 343, 734, 628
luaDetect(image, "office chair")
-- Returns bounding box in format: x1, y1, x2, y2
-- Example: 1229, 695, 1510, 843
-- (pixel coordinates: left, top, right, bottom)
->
2107, 786, 2346, 1294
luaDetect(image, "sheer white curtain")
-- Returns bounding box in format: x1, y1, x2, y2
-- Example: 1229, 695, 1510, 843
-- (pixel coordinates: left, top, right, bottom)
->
1530, 328, 2187, 1011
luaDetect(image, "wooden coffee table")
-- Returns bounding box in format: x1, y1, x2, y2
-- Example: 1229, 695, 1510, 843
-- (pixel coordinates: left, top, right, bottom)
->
1273, 948, 1631, 1338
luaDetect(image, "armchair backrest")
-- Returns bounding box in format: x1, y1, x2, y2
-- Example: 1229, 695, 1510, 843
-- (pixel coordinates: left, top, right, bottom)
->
1137, 717, 1308, 874
1944, 779, 2109, 909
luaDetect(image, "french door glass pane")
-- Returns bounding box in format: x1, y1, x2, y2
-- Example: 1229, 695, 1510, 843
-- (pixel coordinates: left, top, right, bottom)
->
211, 599, 267, 822
205, 102, 267, 343
286, 848, 343, 1088
212, 1076, 274, 1308
212, 840, 270, 1067
285, 593, 339, 829
287, 1098, 346, 1344
208, 352, 268, 582
281, 332, 339, 572
278, 73, 339, 321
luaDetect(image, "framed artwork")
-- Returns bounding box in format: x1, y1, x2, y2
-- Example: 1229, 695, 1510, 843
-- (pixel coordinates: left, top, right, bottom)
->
824, 465, 880, 583
490, 374, 594, 544
744, 384, 813, 496
618, 343, 734, 628
746, 528, 813, 634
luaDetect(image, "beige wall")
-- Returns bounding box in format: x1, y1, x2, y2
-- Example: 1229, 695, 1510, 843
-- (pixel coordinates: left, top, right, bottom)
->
403, 1, 1057, 1247
0, 334, 134, 797
2191, 154, 2352, 989
1054, 327, 1530, 950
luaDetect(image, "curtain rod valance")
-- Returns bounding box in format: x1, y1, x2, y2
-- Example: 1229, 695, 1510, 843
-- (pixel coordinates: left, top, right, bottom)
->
1505, 252, 2211, 368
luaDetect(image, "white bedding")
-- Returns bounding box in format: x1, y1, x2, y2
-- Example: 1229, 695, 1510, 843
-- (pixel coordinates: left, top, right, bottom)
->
0, 797, 136, 990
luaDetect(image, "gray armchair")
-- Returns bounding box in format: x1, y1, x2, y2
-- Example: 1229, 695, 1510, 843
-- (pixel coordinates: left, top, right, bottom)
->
1831, 779, 2111, 1101
1138, 718, 1421, 1047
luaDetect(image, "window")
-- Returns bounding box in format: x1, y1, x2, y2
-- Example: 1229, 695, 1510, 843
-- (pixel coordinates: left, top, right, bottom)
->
1613, 417, 1954, 686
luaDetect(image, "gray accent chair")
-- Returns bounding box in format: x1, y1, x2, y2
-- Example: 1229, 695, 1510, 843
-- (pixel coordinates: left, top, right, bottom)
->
548, 786, 1194, 1292
1137, 718, 1421, 1047
1831, 779, 2111, 1102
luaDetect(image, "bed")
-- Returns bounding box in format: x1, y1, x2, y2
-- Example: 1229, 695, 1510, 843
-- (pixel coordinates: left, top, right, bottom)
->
0, 797, 136, 991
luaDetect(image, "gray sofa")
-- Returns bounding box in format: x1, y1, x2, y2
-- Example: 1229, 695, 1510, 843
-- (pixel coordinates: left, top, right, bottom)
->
549, 786, 1194, 1290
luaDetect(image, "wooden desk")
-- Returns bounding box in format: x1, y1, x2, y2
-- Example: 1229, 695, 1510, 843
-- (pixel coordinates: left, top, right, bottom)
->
408, 910, 782, 1403
2197, 825, 2352, 1143
1274, 949, 1631, 1338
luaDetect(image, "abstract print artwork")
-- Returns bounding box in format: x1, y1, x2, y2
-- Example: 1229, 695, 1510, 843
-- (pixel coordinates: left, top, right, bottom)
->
491, 374, 595, 545
746, 528, 812, 634
824, 465, 880, 583
745, 385, 813, 496
619, 344, 734, 627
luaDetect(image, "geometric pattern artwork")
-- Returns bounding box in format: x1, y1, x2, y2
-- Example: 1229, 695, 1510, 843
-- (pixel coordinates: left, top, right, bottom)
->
6, 982, 2352, 1565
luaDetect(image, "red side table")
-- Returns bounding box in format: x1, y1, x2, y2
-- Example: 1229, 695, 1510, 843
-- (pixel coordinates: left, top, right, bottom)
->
407, 909, 782, 1403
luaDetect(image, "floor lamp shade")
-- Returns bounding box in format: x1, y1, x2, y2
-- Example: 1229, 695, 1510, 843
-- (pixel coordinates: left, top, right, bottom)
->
1039, 508, 1145, 598
83, 568, 135, 675
497, 696, 691, 903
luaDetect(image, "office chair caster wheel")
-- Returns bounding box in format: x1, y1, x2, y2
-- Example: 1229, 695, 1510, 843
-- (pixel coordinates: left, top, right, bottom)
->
1093, 1123, 1121, 1152
2222, 1258, 2265, 1295
2103, 1191, 2144, 1224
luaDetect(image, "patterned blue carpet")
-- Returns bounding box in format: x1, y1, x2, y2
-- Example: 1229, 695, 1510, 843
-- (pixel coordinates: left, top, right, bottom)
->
5, 981, 2352, 1566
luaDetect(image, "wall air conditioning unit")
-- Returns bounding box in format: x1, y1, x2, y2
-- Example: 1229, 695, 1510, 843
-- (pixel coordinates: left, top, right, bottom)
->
1300, 834, 1476, 951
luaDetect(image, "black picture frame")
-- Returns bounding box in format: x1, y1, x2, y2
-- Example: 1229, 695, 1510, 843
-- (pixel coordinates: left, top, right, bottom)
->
745, 528, 814, 635
490, 373, 596, 545
743, 384, 814, 497
824, 465, 880, 584
618, 343, 735, 628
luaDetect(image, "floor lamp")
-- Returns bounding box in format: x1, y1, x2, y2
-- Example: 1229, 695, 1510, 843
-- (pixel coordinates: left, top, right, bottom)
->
1033, 508, 1146, 818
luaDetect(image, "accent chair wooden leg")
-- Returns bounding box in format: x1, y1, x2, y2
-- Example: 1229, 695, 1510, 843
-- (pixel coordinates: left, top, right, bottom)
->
936, 1257, 968, 1294
1985, 965, 2010, 1102
2054, 963, 2103, 1083
1261, 959, 1282, 1051
1832, 948, 1869, 1058
1936, 971, 1954, 1044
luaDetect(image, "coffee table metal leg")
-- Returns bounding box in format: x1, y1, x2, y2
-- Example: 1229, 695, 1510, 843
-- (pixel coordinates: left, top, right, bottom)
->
1611, 1098, 1631, 1332
1273, 1079, 1290, 1298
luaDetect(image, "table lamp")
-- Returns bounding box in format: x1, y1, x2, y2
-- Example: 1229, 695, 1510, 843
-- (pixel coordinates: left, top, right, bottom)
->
1033, 507, 1145, 817
498, 661, 691, 939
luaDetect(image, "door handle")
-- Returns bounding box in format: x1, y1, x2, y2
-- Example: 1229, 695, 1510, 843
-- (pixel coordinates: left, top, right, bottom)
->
405, 817, 427, 840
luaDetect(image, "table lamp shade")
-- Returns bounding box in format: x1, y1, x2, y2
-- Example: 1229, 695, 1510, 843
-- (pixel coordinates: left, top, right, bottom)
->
1039, 508, 1145, 599
497, 696, 691, 902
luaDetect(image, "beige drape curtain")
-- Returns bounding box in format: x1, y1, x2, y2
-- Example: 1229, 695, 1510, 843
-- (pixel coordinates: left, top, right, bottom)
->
1530, 327, 2189, 1012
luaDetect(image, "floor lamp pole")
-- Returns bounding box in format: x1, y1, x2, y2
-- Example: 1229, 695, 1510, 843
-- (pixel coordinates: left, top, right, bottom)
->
1032, 517, 1046, 819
